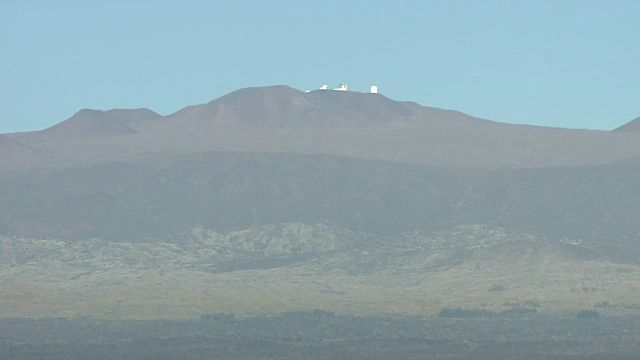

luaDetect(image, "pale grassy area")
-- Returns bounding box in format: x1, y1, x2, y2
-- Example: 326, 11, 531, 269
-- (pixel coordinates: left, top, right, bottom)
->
2, 259, 639, 320
1, 226, 639, 319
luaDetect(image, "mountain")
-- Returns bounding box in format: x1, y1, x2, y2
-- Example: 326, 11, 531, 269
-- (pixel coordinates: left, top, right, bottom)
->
46, 108, 160, 137
147, 85, 480, 130
613, 116, 640, 132
4, 86, 640, 243
11, 108, 160, 144
1, 85, 640, 319
6, 86, 640, 170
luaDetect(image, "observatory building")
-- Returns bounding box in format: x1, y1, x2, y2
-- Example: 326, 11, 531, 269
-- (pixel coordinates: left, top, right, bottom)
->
315, 83, 377, 93
333, 83, 348, 91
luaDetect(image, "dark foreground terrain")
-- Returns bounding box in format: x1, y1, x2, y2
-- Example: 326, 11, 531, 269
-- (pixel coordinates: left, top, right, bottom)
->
1, 312, 639, 360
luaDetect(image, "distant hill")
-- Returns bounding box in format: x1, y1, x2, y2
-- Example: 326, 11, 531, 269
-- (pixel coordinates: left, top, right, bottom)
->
613, 116, 640, 132
11, 108, 160, 144
47, 108, 161, 137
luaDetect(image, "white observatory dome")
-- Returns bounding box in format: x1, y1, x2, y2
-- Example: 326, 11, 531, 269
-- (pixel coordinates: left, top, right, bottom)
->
370, 85, 378, 94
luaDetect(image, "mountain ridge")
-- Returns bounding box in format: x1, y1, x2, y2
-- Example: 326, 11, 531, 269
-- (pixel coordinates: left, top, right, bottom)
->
6, 85, 639, 137
5, 85, 640, 170
135, 85, 493, 131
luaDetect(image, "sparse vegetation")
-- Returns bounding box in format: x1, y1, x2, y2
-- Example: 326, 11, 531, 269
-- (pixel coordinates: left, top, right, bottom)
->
577, 310, 600, 319
596, 301, 613, 308
1, 222, 639, 319
437, 308, 497, 318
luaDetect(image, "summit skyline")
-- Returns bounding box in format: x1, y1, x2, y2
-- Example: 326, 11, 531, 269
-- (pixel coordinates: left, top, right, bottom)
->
1, 1, 639, 134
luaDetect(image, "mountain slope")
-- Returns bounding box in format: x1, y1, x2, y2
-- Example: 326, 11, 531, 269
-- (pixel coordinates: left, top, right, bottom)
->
613, 116, 640, 132
1, 151, 639, 261
12, 108, 160, 144
44, 108, 161, 137
0, 135, 35, 156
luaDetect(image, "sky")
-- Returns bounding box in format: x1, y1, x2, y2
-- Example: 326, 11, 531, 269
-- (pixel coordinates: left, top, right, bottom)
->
1, 0, 639, 133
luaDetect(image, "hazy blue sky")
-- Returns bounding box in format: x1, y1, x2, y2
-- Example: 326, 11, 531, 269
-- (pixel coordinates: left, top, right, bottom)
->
1, 0, 638, 133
